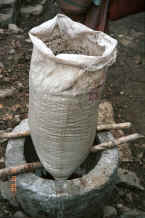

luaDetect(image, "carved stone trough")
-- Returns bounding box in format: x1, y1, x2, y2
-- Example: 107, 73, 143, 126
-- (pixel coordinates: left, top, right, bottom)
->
3, 119, 119, 218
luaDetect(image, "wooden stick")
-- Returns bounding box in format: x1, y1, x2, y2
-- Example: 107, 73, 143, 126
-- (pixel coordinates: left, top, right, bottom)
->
0, 133, 143, 179
0, 162, 42, 180
0, 130, 30, 139
91, 133, 144, 152
0, 122, 132, 139
96, 122, 131, 131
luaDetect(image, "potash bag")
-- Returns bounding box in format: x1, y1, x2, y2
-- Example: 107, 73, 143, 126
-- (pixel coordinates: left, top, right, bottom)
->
28, 14, 117, 180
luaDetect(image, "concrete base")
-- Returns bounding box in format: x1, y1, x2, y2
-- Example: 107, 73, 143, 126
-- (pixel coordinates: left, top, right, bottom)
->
3, 119, 119, 218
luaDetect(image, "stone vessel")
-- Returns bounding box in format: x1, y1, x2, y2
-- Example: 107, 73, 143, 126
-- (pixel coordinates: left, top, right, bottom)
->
1, 119, 119, 218
0, 119, 118, 218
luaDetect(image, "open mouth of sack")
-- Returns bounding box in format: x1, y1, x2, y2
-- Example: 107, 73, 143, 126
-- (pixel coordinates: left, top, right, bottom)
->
45, 26, 105, 57
46, 39, 90, 56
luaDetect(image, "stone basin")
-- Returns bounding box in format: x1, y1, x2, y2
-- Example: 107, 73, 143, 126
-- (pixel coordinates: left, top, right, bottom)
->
3, 119, 119, 218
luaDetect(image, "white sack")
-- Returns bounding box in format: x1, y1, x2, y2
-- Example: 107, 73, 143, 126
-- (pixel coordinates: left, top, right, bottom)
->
28, 14, 117, 180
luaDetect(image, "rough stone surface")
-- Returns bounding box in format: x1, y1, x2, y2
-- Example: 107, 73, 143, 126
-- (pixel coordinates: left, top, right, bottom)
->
117, 168, 144, 191
41, 0, 48, 5
8, 23, 22, 33
8, 48, 15, 54
21, 4, 43, 16
14, 210, 29, 218
25, 38, 31, 43
0, 88, 15, 98
120, 209, 145, 218
103, 206, 117, 218
4, 119, 119, 218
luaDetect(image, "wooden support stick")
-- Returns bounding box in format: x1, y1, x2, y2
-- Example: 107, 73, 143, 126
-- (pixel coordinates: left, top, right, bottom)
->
0, 130, 30, 139
96, 122, 131, 131
0, 133, 144, 179
91, 133, 144, 152
0, 122, 132, 139
0, 162, 42, 180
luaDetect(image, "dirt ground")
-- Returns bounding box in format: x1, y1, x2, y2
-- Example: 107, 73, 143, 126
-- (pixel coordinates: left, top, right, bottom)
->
0, 2, 145, 217
105, 12, 145, 214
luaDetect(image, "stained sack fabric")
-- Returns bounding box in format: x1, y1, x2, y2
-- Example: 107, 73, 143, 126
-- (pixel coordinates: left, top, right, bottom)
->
28, 14, 117, 180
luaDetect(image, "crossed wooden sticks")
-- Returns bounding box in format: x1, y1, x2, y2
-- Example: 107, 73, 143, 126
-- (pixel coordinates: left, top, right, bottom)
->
0, 122, 144, 180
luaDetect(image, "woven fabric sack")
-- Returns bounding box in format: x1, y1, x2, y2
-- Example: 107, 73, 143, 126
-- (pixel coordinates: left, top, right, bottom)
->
28, 14, 117, 180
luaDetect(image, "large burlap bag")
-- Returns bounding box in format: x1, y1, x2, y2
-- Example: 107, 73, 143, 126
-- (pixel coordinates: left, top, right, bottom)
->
28, 14, 117, 180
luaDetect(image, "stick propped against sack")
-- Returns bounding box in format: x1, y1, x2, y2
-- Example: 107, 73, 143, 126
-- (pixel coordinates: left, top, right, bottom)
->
97, 122, 131, 131
0, 162, 42, 180
0, 122, 131, 139
91, 133, 144, 152
0, 130, 30, 139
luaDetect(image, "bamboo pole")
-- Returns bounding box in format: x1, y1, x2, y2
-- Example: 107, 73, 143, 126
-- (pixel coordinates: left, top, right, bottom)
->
0, 122, 132, 139
96, 122, 131, 131
91, 133, 144, 152
0, 130, 30, 139
0, 162, 42, 180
